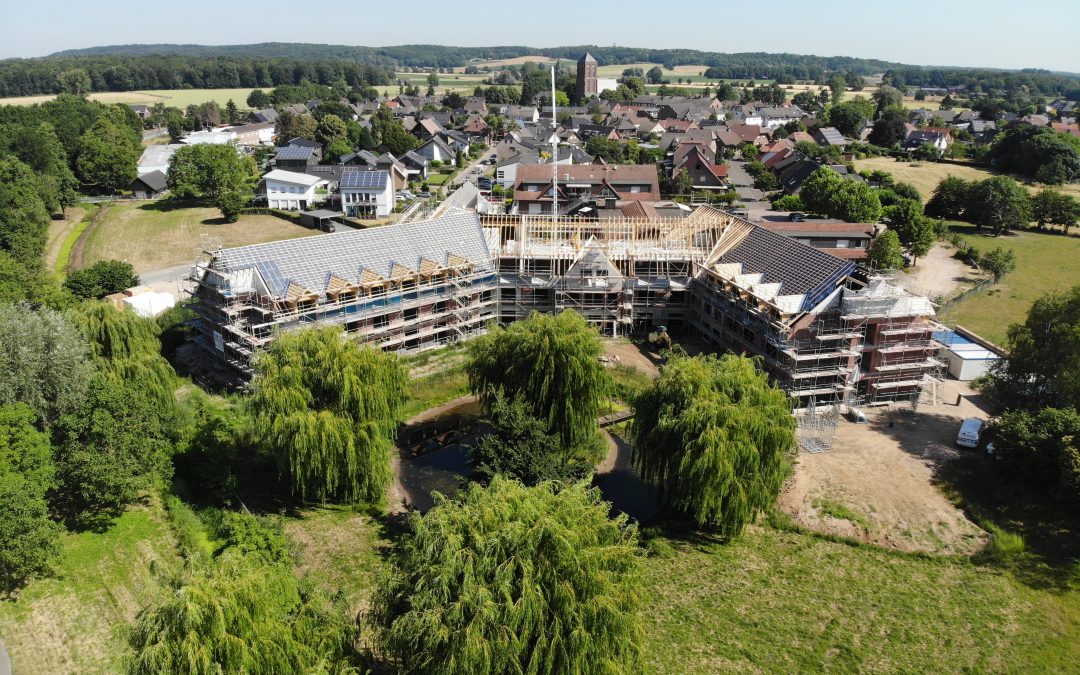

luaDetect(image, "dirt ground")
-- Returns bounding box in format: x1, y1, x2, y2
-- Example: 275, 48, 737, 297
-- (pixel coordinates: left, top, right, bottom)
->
779, 379, 990, 555
43, 207, 87, 275
892, 242, 987, 299
602, 338, 662, 377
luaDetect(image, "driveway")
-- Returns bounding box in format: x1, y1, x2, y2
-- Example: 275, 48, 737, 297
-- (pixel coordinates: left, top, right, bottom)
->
0, 638, 10, 675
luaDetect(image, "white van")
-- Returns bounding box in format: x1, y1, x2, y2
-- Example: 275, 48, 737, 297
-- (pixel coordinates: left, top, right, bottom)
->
956, 418, 984, 448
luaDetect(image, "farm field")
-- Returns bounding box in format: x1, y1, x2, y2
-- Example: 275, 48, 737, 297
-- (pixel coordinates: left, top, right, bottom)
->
853, 157, 1080, 202
938, 223, 1080, 344
74, 202, 320, 274
0, 88, 258, 108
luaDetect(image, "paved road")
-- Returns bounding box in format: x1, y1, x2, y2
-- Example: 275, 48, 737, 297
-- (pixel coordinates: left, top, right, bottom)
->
450, 148, 497, 187
140, 264, 192, 286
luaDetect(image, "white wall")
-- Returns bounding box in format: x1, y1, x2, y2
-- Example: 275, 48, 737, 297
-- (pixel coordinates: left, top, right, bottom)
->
264, 179, 318, 210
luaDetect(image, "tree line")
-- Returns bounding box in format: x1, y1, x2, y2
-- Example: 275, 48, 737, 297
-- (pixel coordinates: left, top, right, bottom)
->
0, 55, 395, 98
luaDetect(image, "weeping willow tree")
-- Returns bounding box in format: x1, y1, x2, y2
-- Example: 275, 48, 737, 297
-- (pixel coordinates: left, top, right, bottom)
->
249, 327, 408, 504
631, 350, 795, 537
466, 310, 609, 450
370, 478, 643, 674
74, 302, 176, 411
128, 550, 358, 674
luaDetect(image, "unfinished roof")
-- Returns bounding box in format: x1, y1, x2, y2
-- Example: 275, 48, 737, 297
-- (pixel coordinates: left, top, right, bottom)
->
710, 221, 854, 312
210, 209, 494, 298
842, 278, 936, 318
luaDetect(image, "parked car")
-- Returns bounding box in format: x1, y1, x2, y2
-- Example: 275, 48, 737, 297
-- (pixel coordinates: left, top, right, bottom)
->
417, 192, 431, 199
956, 418, 984, 448
729, 207, 749, 218
400, 190, 415, 200
789, 212, 806, 222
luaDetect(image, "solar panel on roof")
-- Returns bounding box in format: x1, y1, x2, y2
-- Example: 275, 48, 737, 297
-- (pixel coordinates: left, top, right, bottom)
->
340, 170, 388, 189
276, 145, 314, 160
252, 260, 288, 296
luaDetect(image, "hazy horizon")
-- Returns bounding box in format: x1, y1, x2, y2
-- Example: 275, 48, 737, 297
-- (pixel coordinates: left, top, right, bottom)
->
4, 0, 1079, 73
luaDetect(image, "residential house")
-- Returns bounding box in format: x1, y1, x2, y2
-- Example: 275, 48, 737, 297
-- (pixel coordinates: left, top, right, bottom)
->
578, 124, 619, 141
672, 146, 730, 191
440, 130, 472, 154
513, 164, 660, 215
760, 221, 876, 260
247, 108, 279, 125
416, 136, 456, 166
778, 159, 823, 194
261, 170, 324, 210
398, 151, 430, 180
339, 169, 394, 218
464, 97, 488, 115
228, 122, 274, 146
903, 129, 950, 152
275, 144, 320, 170
463, 116, 491, 143
375, 153, 409, 191
341, 150, 380, 167
129, 104, 152, 120
494, 146, 587, 189
129, 170, 168, 199
506, 105, 540, 126
412, 117, 444, 140
812, 127, 848, 146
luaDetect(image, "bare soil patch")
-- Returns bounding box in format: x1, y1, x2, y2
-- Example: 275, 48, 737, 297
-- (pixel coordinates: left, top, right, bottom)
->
779, 380, 990, 555
603, 339, 662, 377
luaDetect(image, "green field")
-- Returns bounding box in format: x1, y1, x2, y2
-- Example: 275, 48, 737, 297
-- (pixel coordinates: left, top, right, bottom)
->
76, 202, 319, 274
0, 505, 178, 674
939, 223, 1080, 344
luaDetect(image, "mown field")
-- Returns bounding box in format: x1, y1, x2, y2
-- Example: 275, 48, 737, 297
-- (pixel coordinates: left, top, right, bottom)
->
853, 157, 1080, 201
74, 202, 320, 274
939, 222, 1080, 344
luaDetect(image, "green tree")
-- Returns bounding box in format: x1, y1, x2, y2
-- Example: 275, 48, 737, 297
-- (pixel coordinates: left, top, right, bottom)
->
0, 156, 52, 263
924, 176, 972, 220
249, 327, 408, 503
467, 310, 609, 451
128, 549, 356, 674
0, 304, 92, 427
986, 286, 1080, 412
800, 167, 882, 223
585, 136, 624, 163
55, 68, 91, 95
246, 89, 270, 109
273, 111, 317, 144
314, 113, 347, 149
871, 85, 904, 114
372, 106, 419, 155
224, 99, 239, 125
76, 117, 139, 193
215, 190, 249, 223
0, 403, 62, 592
828, 74, 847, 104
370, 478, 643, 675
868, 229, 904, 270
968, 176, 1032, 235
167, 144, 258, 204
825, 97, 874, 138
886, 198, 935, 264
469, 393, 589, 486
868, 108, 907, 147
646, 66, 664, 84
63, 259, 140, 299
632, 351, 795, 535
53, 373, 174, 517
979, 246, 1017, 282
993, 407, 1080, 495
0, 121, 79, 211
1032, 189, 1080, 233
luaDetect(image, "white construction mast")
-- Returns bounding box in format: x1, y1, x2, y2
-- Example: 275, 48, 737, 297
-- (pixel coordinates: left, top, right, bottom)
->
549, 65, 559, 224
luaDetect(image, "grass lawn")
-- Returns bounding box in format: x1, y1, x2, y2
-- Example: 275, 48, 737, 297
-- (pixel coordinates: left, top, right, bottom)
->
0, 504, 178, 674
401, 364, 470, 420
426, 173, 452, 186
641, 525, 1078, 673
854, 156, 1080, 202
281, 506, 393, 616
76, 201, 320, 274
0, 88, 258, 108
45, 204, 97, 278
938, 223, 1080, 343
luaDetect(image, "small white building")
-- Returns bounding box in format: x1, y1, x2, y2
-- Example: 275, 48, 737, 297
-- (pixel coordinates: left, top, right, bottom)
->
935, 329, 1003, 381
182, 130, 238, 145
137, 144, 184, 175
262, 170, 323, 211
340, 169, 394, 218
415, 137, 456, 165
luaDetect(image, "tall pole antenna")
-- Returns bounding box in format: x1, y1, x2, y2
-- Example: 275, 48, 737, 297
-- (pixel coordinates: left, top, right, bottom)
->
551, 65, 558, 224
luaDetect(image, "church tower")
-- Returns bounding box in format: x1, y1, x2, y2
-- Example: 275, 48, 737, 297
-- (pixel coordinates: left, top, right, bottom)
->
576, 52, 598, 103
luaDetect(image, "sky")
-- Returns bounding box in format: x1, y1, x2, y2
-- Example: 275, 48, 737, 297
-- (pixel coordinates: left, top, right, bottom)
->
4, 0, 1079, 73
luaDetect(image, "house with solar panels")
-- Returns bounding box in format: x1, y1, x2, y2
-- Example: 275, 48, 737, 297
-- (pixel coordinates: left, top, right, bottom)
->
190, 207, 941, 411
340, 169, 394, 218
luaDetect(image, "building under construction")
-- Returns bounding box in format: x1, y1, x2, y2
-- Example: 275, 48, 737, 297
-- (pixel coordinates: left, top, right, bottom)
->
190, 207, 940, 418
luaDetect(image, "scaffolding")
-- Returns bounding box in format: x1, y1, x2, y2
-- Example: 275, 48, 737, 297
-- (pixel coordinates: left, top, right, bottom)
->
795, 397, 843, 454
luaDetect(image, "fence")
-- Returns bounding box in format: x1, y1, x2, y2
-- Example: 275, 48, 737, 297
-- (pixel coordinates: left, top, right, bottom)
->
935, 276, 995, 312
